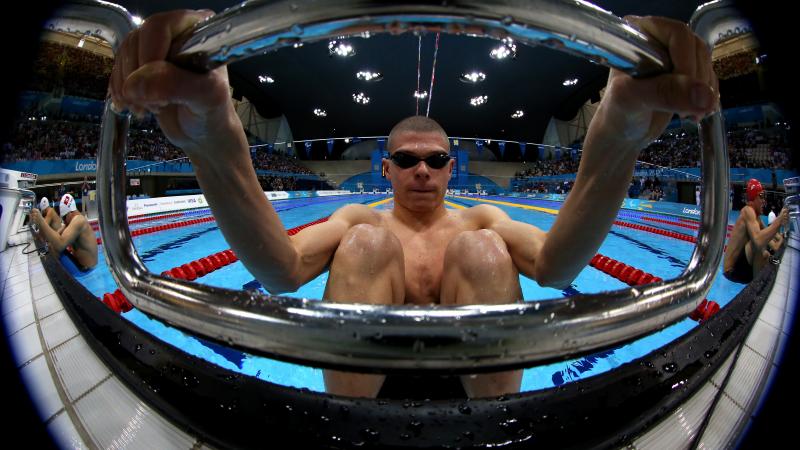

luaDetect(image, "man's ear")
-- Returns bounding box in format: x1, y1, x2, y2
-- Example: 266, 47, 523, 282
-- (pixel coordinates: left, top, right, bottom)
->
382, 158, 390, 180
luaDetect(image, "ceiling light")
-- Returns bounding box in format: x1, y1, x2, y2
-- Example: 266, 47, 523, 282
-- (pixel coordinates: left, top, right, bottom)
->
562, 78, 579, 86
77, 38, 85, 48
132, 15, 143, 26
313, 108, 327, 117
328, 40, 356, 57
258, 75, 275, 84
356, 71, 383, 82
293, 42, 304, 48
511, 110, 524, 119
353, 92, 370, 105
459, 71, 486, 83
470, 95, 488, 106
413, 90, 428, 99
489, 38, 516, 60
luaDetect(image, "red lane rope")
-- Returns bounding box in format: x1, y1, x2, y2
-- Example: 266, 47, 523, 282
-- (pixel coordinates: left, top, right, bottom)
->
642, 216, 733, 232
99, 213, 719, 324
612, 219, 697, 243
91, 211, 187, 230
98, 216, 330, 313
642, 216, 699, 230
588, 252, 719, 323
95, 216, 217, 245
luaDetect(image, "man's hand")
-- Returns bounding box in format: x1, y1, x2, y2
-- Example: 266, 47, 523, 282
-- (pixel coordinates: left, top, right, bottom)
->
108, 10, 238, 156
778, 207, 790, 226
592, 16, 720, 149
29, 208, 43, 227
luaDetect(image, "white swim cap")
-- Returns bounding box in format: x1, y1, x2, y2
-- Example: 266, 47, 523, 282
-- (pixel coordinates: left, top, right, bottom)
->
60, 194, 77, 217
39, 197, 49, 211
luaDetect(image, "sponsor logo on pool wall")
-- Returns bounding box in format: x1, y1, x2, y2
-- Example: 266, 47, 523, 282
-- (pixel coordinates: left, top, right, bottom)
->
74, 161, 97, 172
682, 208, 701, 216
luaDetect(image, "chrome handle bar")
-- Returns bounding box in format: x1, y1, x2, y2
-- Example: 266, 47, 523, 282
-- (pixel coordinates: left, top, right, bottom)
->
89, 0, 729, 372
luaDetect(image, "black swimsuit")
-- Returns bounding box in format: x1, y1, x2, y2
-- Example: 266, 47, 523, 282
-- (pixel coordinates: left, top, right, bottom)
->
724, 250, 753, 284
377, 374, 467, 399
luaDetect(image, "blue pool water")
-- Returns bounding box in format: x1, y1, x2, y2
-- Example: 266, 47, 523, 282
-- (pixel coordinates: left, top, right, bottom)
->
70, 193, 747, 394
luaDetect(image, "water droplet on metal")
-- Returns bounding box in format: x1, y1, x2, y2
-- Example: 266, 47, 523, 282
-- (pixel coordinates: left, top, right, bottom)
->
501, 16, 513, 25
458, 403, 472, 415
663, 362, 678, 373
291, 24, 304, 35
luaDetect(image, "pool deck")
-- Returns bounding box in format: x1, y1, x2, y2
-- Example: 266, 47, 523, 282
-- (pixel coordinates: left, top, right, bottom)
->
2, 226, 797, 449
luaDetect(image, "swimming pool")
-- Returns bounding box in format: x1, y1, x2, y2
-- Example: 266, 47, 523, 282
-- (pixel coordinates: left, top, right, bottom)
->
68, 193, 747, 395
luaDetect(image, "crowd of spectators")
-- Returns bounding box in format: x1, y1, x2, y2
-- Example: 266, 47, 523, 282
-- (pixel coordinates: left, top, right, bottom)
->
513, 156, 581, 179
30, 41, 112, 100
1, 113, 320, 178
510, 125, 791, 188
628, 176, 665, 201
713, 49, 759, 81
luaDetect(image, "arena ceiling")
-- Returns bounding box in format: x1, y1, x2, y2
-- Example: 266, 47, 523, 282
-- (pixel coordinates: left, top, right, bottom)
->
101, 1, 703, 143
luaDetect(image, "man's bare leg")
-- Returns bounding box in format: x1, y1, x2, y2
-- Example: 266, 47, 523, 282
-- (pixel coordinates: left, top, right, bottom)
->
440, 229, 523, 398
745, 240, 771, 279
323, 224, 405, 397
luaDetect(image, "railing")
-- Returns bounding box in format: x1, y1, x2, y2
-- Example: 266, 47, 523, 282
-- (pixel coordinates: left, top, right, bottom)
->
54, 0, 732, 373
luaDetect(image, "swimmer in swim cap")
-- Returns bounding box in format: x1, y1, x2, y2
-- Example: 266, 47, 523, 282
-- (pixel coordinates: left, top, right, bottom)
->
724, 179, 788, 284
112, 12, 719, 399
30, 193, 98, 270
36, 196, 64, 232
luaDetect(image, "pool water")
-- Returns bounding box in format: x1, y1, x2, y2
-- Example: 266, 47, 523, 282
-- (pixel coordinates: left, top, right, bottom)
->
70, 193, 747, 394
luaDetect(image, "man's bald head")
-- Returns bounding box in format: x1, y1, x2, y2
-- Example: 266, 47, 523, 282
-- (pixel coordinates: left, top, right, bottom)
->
387, 116, 449, 153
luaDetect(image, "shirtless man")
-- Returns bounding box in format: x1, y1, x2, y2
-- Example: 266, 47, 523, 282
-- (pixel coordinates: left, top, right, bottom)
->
30, 194, 98, 270
36, 197, 63, 232
109, 11, 719, 398
724, 179, 788, 283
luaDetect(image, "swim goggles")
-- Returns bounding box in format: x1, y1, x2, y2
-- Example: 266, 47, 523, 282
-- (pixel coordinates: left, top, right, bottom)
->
389, 152, 451, 169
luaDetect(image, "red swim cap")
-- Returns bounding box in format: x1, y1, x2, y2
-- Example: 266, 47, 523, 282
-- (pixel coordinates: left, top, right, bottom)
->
746, 179, 763, 202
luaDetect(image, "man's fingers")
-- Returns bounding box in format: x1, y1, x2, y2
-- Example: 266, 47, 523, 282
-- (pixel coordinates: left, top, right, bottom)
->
614, 72, 715, 117
137, 10, 214, 66
694, 36, 712, 87
628, 16, 696, 78
122, 60, 227, 114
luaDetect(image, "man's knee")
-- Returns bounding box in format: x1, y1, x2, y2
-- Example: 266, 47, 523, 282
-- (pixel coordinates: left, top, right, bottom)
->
332, 224, 403, 272
445, 229, 515, 280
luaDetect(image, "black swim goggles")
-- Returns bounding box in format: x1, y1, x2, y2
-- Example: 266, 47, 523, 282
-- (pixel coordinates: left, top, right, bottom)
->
389, 152, 451, 169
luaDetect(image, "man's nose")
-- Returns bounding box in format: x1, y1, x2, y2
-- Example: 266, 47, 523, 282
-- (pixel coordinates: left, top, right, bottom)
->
413, 161, 432, 177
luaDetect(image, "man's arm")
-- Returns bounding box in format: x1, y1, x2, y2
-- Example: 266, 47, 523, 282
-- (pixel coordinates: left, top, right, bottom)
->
33, 211, 83, 253
746, 206, 787, 252
472, 205, 547, 282
525, 17, 718, 288
108, 10, 374, 293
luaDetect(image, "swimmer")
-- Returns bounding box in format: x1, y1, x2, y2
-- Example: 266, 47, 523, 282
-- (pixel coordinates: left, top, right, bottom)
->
36, 197, 64, 232
724, 179, 788, 283
30, 194, 98, 270
110, 11, 719, 398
